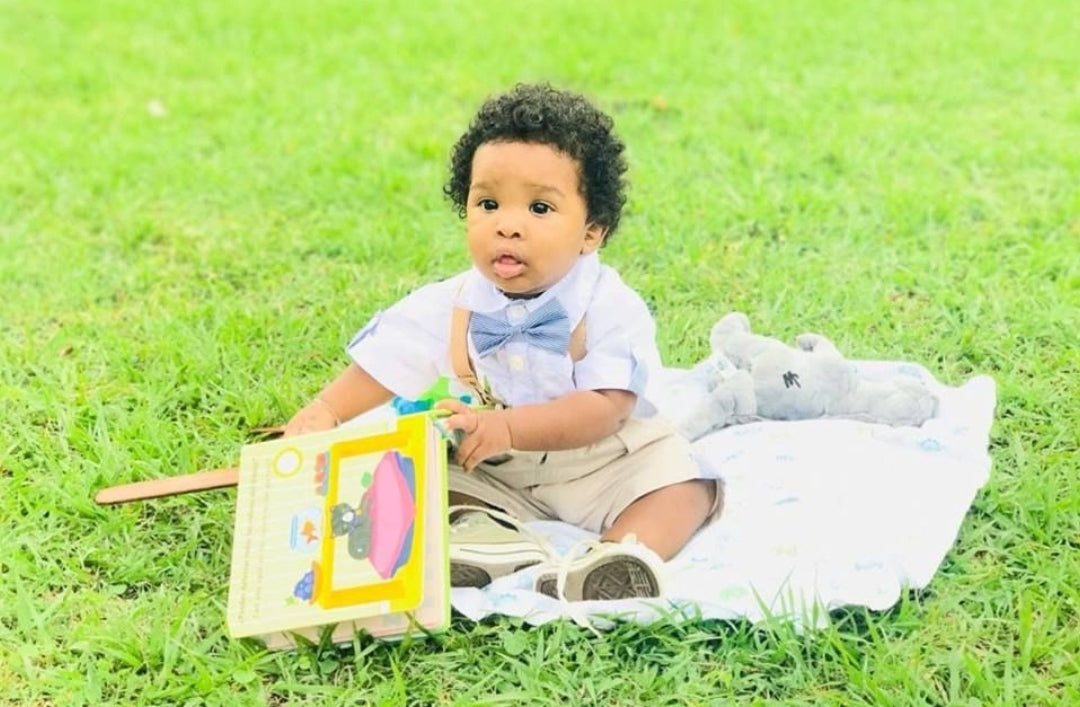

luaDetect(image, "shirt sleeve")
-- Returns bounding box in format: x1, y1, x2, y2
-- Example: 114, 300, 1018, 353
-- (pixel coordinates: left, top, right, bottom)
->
572, 274, 661, 398
344, 280, 453, 399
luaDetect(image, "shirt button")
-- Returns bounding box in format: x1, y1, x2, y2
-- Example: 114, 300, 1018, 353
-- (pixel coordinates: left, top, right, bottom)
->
509, 355, 526, 371
507, 305, 527, 322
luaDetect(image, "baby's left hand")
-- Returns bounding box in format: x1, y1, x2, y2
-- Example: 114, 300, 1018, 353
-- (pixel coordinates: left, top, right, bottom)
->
433, 399, 513, 471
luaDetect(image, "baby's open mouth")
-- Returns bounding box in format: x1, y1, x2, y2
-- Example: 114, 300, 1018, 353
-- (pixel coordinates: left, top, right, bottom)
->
493, 254, 525, 279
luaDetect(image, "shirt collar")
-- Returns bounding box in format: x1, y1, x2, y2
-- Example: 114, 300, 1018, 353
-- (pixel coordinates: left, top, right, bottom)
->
455, 253, 601, 328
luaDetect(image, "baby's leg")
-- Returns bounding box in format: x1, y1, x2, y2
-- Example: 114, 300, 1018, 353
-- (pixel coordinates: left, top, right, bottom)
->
533, 419, 724, 561
531, 474, 722, 601
602, 479, 720, 560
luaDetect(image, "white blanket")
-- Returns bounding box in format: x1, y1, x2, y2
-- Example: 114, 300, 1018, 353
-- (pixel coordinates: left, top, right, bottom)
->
450, 362, 996, 629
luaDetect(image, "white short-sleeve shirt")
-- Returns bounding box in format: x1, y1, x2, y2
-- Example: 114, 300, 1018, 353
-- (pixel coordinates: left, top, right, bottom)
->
346, 253, 661, 415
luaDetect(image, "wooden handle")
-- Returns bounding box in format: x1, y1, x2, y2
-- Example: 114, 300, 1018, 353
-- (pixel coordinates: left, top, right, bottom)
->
94, 467, 240, 505
250, 425, 286, 437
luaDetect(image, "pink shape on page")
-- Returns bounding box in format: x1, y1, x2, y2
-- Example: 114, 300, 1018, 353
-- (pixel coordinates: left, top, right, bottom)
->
366, 451, 416, 579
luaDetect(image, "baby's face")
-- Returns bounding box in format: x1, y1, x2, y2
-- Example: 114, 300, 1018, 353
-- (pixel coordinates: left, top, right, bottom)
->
465, 141, 605, 296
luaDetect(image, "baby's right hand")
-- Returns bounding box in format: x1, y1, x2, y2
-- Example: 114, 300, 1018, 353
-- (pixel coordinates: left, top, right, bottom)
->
283, 401, 339, 438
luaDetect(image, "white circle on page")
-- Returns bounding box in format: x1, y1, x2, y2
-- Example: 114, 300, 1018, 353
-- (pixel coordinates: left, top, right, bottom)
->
272, 447, 303, 479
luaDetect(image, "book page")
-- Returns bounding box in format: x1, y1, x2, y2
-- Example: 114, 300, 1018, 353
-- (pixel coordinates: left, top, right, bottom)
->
262, 423, 450, 648
227, 413, 434, 639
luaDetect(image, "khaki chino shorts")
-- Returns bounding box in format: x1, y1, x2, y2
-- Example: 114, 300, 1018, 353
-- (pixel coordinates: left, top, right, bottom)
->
447, 416, 723, 534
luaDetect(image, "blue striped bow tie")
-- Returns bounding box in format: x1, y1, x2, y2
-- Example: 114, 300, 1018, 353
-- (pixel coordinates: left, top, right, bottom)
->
469, 299, 571, 357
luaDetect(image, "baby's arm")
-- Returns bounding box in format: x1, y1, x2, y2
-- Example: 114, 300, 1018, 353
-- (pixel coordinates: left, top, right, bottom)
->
284, 363, 395, 437
436, 388, 635, 470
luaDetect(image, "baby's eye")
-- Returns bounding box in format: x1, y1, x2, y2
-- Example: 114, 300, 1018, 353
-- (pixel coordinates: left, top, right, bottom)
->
530, 202, 552, 215
477, 198, 498, 211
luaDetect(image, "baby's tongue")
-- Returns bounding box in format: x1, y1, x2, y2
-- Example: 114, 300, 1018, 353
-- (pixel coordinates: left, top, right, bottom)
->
494, 255, 525, 279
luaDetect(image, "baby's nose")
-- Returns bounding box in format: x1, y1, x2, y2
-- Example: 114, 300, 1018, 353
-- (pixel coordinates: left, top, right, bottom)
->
496, 213, 524, 238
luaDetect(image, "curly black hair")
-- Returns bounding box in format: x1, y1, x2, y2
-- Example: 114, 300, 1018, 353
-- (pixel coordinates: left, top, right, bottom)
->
444, 83, 629, 243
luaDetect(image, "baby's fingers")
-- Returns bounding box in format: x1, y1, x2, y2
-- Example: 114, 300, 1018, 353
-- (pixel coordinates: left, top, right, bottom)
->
455, 436, 487, 472
435, 401, 478, 434
434, 398, 470, 416
434, 399, 473, 431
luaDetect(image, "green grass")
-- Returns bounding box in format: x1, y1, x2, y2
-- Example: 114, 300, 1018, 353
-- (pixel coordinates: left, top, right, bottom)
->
2, 0, 1078, 703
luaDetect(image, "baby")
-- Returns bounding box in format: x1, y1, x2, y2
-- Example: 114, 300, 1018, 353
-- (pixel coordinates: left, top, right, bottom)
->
285, 84, 722, 601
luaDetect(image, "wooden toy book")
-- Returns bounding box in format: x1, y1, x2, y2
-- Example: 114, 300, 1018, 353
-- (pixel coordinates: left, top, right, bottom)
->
225, 412, 449, 649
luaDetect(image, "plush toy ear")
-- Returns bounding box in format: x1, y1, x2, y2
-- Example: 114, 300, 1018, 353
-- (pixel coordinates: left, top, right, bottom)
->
710, 312, 757, 371
709, 312, 752, 348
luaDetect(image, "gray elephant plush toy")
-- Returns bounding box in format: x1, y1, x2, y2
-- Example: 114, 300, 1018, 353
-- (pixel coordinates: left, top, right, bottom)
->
659, 312, 939, 442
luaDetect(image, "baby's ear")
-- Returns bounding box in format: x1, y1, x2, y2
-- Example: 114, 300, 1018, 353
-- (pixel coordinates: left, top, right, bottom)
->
581, 222, 607, 253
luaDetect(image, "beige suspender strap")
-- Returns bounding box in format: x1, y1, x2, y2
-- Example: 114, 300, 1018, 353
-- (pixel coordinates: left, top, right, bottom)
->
450, 305, 491, 405
449, 305, 588, 405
